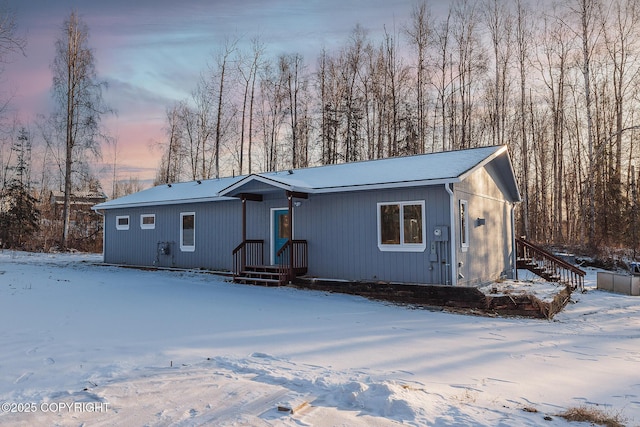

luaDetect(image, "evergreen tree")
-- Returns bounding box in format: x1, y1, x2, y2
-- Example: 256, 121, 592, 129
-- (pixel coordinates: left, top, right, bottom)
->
0, 127, 39, 249
0, 179, 40, 249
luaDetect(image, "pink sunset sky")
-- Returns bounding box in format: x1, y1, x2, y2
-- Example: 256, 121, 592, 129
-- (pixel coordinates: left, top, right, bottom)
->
4, 0, 444, 192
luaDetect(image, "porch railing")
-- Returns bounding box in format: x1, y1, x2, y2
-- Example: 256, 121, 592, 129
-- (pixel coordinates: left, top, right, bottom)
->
277, 239, 308, 283
232, 239, 264, 278
516, 237, 585, 290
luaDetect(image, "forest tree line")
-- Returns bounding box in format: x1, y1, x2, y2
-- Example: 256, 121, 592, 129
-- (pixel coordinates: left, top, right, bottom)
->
1, 0, 640, 255
152, 0, 640, 254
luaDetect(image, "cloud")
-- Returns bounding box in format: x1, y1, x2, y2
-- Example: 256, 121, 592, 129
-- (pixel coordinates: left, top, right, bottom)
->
6, 0, 429, 192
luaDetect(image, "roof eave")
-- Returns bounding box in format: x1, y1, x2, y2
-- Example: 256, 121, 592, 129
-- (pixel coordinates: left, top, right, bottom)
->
92, 195, 238, 211
311, 178, 460, 193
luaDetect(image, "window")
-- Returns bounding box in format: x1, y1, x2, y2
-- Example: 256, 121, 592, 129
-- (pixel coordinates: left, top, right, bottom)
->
377, 201, 426, 252
180, 212, 195, 252
116, 215, 130, 230
140, 214, 156, 230
278, 213, 290, 239
460, 200, 469, 251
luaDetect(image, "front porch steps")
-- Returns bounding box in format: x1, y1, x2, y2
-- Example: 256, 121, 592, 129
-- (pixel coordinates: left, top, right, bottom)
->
234, 265, 285, 286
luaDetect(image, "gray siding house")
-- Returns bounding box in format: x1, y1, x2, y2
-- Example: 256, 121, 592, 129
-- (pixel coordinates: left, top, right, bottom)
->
93, 145, 520, 287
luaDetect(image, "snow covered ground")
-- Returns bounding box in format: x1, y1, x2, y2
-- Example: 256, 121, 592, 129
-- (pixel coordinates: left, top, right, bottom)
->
0, 251, 638, 426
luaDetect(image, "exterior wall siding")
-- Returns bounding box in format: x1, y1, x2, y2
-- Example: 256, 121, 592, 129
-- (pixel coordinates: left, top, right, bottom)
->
103, 201, 242, 270
454, 166, 515, 286
242, 186, 451, 284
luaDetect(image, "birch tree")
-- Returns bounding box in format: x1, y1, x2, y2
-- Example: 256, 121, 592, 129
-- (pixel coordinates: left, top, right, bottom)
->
51, 11, 110, 249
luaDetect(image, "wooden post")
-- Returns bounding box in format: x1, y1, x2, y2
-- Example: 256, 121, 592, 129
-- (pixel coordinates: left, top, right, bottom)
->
288, 191, 293, 282
241, 197, 247, 271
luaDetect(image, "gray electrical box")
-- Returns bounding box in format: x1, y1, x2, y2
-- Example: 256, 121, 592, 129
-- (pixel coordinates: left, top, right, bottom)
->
158, 242, 171, 256
429, 242, 438, 262
433, 226, 449, 241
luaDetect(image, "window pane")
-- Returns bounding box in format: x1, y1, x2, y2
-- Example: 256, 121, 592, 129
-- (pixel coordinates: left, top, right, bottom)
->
142, 216, 154, 225
380, 205, 400, 244
278, 213, 290, 239
118, 217, 128, 226
460, 202, 467, 245
403, 204, 423, 244
182, 214, 194, 246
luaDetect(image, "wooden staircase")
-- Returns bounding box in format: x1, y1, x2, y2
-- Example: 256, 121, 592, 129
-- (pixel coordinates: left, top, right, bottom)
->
516, 237, 586, 290
232, 239, 307, 286
234, 265, 286, 286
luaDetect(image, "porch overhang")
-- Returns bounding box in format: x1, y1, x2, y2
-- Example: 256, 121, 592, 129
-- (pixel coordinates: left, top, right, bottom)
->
219, 174, 311, 199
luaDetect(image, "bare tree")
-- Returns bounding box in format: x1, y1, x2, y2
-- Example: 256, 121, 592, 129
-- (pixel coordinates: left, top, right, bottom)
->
51, 11, 111, 249
432, 8, 453, 152
405, 2, 432, 153
280, 52, 308, 168
537, 10, 573, 243
0, 4, 26, 130
210, 38, 237, 179
483, 0, 513, 147
0, 4, 25, 64
451, 0, 487, 149
601, 0, 640, 244
155, 102, 186, 185
258, 59, 287, 171
515, 0, 532, 238
237, 36, 264, 174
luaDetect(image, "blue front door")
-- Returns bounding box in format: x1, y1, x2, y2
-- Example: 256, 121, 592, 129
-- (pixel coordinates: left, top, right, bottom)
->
272, 209, 290, 264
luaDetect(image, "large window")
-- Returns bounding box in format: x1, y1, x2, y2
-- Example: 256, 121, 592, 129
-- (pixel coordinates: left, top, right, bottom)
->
140, 214, 156, 230
116, 215, 130, 230
460, 200, 469, 251
180, 212, 195, 252
377, 201, 426, 252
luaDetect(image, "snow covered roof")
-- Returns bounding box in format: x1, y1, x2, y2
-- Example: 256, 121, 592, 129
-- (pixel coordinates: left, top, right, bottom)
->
94, 145, 520, 211
222, 145, 520, 199
93, 176, 244, 210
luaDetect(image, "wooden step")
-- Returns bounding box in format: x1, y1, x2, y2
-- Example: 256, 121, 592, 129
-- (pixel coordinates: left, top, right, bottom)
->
234, 265, 285, 286
241, 270, 283, 279
245, 265, 281, 272
234, 276, 282, 286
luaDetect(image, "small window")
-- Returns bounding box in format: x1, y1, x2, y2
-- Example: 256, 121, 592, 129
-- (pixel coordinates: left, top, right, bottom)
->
278, 213, 291, 239
140, 214, 156, 230
116, 215, 130, 230
460, 200, 469, 250
180, 212, 195, 252
377, 201, 426, 252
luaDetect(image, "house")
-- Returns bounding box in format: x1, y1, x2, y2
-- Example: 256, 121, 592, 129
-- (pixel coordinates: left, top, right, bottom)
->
50, 190, 108, 215
49, 190, 108, 244
92, 145, 521, 287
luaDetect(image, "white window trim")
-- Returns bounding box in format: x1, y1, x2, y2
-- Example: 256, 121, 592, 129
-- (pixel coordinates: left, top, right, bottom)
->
180, 212, 195, 252
377, 200, 426, 252
460, 199, 469, 251
116, 215, 130, 231
140, 214, 156, 230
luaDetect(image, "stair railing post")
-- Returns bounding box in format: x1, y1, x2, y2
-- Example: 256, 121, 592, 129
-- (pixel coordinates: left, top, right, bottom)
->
288, 192, 294, 283
240, 196, 247, 271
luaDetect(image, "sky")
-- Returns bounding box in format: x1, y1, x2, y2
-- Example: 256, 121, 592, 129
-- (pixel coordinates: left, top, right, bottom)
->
3, 0, 437, 192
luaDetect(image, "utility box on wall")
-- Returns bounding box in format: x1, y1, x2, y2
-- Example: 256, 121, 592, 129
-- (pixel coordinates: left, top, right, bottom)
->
158, 242, 171, 256
597, 272, 640, 296
433, 226, 449, 242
